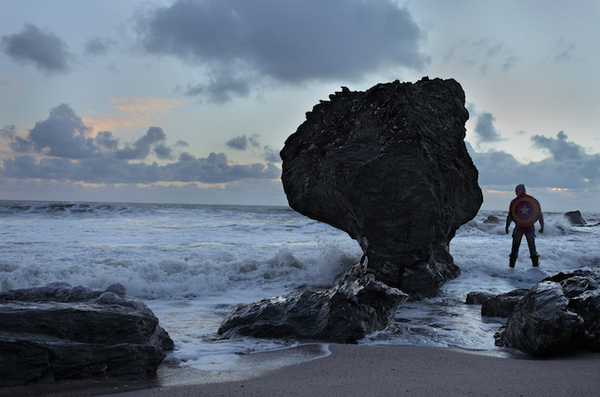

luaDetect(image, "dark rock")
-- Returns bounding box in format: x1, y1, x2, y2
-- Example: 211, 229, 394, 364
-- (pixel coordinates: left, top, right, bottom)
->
483, 215, 500, 224
0, 282, 173, 387
495, 268, 600, 356
218, 259, 408, 344
564, 210, 587, 226
481, 289, 529, 318
280, 77, 482, 299
466, 291, 493, 305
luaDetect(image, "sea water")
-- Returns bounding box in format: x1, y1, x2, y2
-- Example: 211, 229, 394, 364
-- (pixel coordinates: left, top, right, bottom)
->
1, 200, 599, 371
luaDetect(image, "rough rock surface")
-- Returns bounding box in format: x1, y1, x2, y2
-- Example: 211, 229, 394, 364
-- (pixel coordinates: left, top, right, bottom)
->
495, 268, 600, 356
564, 210, 600, 227
565, 210, 587, 226
280, 77, 482, 299
218, 259, 408, 343
466, 289, 529, 318
0, 282, 173, 387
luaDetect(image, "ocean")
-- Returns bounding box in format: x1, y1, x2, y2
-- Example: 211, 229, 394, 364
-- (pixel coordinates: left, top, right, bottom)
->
1, 200, 599, 371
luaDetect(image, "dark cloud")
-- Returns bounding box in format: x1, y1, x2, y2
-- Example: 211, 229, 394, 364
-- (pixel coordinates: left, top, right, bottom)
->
19, 104, 96, 159
226, 135, 250, 150
1, 23, 70, 74
84, 37, 115, 56
115, 126, 166, 160
226, 134, 261, 151
186, 73, 251, 104
138, 0, 428, 103
474, 111, 503, 143
153, 144, 173, 160
531, 131, 586, 162
1, 125, 17, 139
94, 131, 119, 150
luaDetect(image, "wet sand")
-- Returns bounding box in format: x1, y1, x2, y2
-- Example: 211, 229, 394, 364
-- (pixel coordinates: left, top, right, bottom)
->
3, 344, 600, 397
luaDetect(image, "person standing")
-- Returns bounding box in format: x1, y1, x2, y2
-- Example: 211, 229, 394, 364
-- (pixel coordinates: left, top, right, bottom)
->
505, 184, 544, 267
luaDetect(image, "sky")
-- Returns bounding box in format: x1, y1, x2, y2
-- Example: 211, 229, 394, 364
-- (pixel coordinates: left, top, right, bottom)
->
1, 0, 599, 212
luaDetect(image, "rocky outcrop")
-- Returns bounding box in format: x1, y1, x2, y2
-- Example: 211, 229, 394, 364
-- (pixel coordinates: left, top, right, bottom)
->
564, 211, 600, 227
280, 77, 482, 299
218, 259, 408, 343
0, 282, 173, 387
565, 210, 587, 226
495, 268, 600, 356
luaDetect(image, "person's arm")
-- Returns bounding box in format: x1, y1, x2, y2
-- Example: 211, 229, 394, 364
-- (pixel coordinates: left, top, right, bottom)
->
505, 215, 512, 234
539, 214, 544, 233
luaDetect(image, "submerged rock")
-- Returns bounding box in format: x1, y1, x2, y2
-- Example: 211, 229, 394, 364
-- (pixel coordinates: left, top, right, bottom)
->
483, 215, 500, 224
218, 259, 408, 343
495, 268, 600, 356
0, 282, 173, 387
280, 77, 482, 299
466, 289, 529, 318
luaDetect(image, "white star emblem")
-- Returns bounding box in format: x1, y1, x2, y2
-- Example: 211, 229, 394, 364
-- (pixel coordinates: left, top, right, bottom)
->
519, 204, 531, 216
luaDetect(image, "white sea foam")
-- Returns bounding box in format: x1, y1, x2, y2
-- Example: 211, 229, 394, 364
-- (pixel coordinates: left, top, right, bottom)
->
1, 200, 599, 370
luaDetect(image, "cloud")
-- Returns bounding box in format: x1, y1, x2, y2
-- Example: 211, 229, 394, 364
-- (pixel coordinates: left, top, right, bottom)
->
1, 152, 280, 185
531, 131, 586, 162
263, 146, 281, 162
13, 104, 97, 159
1, 125, 17, 139
226, 135, 250, 150
137, 0, 428, 103
474, 111, 503, 144
84, 37, 116, 56
444, 38, 517, 76
0, 105, 280, 185
226, 134, 261, 150
1, 23, 71, 74
467, 133, 600, 190
553, 39, 576, 62
115, 126, 166, 160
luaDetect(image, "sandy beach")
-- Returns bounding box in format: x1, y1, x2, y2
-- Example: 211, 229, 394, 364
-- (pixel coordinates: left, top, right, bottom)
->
3, 344, 600, 397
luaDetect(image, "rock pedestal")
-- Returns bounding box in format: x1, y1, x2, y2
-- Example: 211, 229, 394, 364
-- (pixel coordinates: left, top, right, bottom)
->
281, 77, 482, 299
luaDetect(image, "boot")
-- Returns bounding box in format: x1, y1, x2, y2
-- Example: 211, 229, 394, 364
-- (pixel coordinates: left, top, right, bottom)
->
509, 256, 517, 268
531, 255, 539, 267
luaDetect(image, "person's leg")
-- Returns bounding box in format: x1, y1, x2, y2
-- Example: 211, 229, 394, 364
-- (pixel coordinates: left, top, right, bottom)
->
510, 227, 524, 267
524, 227, 539, 267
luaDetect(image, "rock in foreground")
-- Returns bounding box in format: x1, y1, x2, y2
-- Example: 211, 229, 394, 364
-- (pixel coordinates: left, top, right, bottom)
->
495, 268, 600, 356
218, 260, 408, 343
280, 77, 482, 299
0, 282, 173, 387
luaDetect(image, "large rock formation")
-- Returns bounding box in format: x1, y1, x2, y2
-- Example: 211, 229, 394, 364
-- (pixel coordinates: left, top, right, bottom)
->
0, 282, 173, 387
219, 259, 408, 343
280, 77, 482, 299
495, 268, 600, 356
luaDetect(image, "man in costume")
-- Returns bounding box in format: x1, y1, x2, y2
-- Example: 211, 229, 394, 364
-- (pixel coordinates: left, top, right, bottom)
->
505, 184, 544, 267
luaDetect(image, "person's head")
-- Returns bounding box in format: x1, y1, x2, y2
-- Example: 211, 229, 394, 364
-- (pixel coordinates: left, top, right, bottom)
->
515, 184, 526, 195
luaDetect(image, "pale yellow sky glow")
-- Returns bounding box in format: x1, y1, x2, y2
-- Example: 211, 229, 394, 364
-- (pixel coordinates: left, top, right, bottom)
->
82, 97, 185, 136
